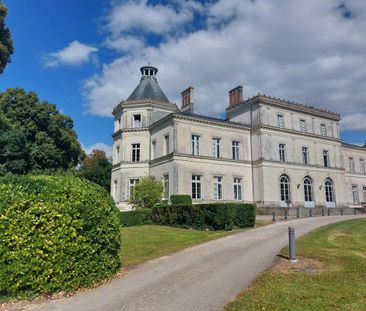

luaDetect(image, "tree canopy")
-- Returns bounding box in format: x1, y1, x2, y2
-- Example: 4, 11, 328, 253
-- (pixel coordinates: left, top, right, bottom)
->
0, 88, 85, 174
0, 1, 13, 74
78, 149, 112, 191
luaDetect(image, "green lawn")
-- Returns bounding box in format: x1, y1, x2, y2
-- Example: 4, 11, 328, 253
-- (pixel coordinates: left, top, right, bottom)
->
225, 218, 366, 311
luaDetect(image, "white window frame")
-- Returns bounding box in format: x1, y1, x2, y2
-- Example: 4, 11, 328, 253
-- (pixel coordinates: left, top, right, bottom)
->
279, 174, 291, 202
300, 119, 306, 132
192, 175, 202, 199
128, 178, 139, 198
277, 114, 285, 128
162, 174, 169, 199
303, 176, 314, 203
352, 185, 360, 204
360, 159, 365, 175
132, 143, 140, 162
279, 143, 286, 162
212, 138, 221, 158
232, 141, 240, 160
320, 124, 327, 136
323, 150, 330, 167
213, 176, 223, 200
325, 178, 335, 203
233, 178, 242, 200
302, 147, 309, 165
192, 135, 200, 156
349, 157, 355, 173
363, 186, 366, 203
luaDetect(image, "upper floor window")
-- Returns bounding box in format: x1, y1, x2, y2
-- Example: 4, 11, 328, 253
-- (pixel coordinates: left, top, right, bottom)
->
164, 135, 170, 155
360, 159, 365, 175
302, 147, 309, 165
212, 138, 221, 158
233, 177, 242, 200
349, 157, 355, 173
151, 140, 156, 159
213, 176, 223, 200
352, 185, 359, 204
232, 141, 240, 160
300, 119, 307, 132
279, 143, 286, 162
323, 150, 330, 167
114, 145, 120, 164
133, 114, 141, 128
320, 124, 327, 136
277, 114, 285, 128
192, 175, 202, 199
132, 143, 140, 162
192, 135, 200, 156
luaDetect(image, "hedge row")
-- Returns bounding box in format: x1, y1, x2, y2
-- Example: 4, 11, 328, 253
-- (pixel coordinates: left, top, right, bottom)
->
0, 175, 121, 297
170, 195, 192, 205
119, 209, 152, 227
152, 203, 256, 230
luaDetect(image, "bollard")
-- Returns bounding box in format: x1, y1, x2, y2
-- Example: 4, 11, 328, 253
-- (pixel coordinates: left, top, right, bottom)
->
296, 209, 300, 218
272, 211, 276, 222
309, 209, 312, 217
288, 226, 297, 262
327, 208, 330, 216
284, 210, 288, 220
341, 208, 343, 215
322, 208, 325, 216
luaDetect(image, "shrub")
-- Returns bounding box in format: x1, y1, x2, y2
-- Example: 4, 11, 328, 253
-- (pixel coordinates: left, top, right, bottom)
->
170, 194, 192, 205
129, 176, 163, 209
0, 175, 121, 297
119, 209, 152, 227
152, 203, 256, 230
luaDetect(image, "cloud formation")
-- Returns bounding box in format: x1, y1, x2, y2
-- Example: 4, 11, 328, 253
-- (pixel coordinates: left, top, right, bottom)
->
44, 40, 98, 67
83, 0, 366, 128
83, 142, 112, 158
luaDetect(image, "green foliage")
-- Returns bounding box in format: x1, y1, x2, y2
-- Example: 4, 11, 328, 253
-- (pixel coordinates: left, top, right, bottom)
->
119, 209, 152, 227
129, 176, 164, 209
0, 1, 13, 75
0, 175, 121, 297
78, 149, 112, 191
0, 88, 85, 175
152, 203, 256, 230
170, 194, 192, 205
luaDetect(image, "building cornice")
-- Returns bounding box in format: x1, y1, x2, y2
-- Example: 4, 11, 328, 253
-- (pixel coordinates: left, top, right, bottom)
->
112, 127, 149, 138
341, 142, 366, 152
253, 159, 345, 172
112, 99, 178, 115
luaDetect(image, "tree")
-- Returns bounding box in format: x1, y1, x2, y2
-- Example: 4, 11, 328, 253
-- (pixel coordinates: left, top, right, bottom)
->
78, 149, 112, 191
0, 88, 85, 174
129, 176, 164, 209
0, 1, 13, 74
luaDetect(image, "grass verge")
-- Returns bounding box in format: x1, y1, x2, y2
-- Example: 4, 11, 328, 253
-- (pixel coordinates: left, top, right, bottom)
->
225, 218, 366, 311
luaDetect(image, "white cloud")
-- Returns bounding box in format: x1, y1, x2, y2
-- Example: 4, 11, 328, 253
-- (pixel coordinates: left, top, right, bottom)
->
44, 40, 98, 67
104, 35, 145, 53
83, 0, 366, 127
83, 142, 113, 158
341, 113, 366, 131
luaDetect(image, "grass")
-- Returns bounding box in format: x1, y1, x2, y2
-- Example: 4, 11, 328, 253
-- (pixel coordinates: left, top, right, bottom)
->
225, 218, 366, 311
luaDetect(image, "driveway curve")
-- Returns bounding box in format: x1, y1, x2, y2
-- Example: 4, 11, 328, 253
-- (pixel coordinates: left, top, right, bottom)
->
33, 215, 366, 311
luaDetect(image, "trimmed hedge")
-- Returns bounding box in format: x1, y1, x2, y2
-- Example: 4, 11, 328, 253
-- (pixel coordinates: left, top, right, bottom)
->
119, 209, 152, 227
170, 195, 192, 205
0, 175, 121, 297
152, 203, 256, 230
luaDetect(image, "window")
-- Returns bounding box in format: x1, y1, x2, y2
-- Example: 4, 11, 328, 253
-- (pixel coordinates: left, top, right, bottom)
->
349, 157, 355, 173
132, 143, 140, 162
163, 174, 169, 199
113, 180, 118, 200
325, 178, 335, 202
360, 159, 365, 175
320, 124, 327, 136
151, 140, 156, 159
280, 174, 291, 202
352, 185, 359, 204
232, 141, 240, 160
114, 145, 120, 164
212, 138, 221, 158
133, 114, 141, 128
164, 135, 170, 155
302, 147, 309, 165
277, 114, 285, 128
300, 119, 306, 132
192, 135, 200, 156
279, 144, 286, 162
129, 179, 139, 198
233, 178, 242, 200
323, 150, 330, 167
117, 117, 122, 130
213, 176, 223, 200
363, 186, 366, 203
304, 176, 314, 202
192, 175, 202, 199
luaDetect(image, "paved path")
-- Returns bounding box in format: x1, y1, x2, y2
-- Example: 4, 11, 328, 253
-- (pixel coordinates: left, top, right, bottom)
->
33, 215, 366, 311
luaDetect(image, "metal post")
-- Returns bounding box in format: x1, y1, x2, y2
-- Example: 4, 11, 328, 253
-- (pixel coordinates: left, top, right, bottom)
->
288, 226, 297, 262
322, 208, 325, 216
272, 211, 276, 222
284, 210, 288, 220
327, 208, 330, 216
309, 209, 312, 217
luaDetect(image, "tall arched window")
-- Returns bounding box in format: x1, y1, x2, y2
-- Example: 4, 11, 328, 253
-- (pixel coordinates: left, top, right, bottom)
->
303, 176, 314, 202
325, 178, 335, 202
280, 174, 291, 202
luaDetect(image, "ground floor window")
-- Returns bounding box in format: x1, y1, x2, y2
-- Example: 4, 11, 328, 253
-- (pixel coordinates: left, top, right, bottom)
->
280, 174, 291, 202
192, 175, 202, 199
163, 174, 169, 199
129, 178, 139, 198
113, 180, 118, 200
352, 185, 359, 204
363, 186, 366, 203
233, 178, 242, 200
213, 176, 223, 200
325, 178, 335, 202
304, 176, 314, 202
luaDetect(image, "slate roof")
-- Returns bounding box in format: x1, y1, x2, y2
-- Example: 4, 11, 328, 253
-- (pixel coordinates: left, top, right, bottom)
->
126, 75, 170, 103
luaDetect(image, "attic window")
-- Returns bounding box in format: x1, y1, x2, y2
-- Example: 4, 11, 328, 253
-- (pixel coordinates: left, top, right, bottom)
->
133, 114, 141, 128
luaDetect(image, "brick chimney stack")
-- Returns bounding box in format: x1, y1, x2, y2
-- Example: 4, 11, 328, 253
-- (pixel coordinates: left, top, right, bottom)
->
228, 85, 243, 109
181, 86, 194, 113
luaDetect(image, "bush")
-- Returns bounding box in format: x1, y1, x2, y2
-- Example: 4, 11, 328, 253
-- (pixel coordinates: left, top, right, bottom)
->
170, 195, 192, 205
119, 209, 152, 227
152, 203, 256, 230
129, 176, 163, 209
0, 175, 121, 297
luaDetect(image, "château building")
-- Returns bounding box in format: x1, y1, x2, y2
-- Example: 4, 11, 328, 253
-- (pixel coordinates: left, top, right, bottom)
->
111, 65, 366, 212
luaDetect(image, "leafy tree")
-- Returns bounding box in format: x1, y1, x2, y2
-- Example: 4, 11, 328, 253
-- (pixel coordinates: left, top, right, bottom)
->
129, 176, 164, 209
0, 88, 85, 174
0, 1, 13, 74
78, 149, 112, 191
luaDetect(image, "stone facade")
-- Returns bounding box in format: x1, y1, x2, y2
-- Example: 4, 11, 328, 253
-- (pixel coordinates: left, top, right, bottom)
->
111, 66, 366, 211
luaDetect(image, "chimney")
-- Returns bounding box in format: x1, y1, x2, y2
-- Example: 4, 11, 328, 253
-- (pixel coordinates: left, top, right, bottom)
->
228, 85, 243, 109
181, 86, 194, 113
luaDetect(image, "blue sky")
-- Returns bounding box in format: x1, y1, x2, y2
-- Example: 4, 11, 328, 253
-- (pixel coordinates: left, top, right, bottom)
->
1, 0, 366, 155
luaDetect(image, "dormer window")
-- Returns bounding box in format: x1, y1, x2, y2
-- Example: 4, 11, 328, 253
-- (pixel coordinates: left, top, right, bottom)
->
133, 114, 141, 128
320, 124, 327, 136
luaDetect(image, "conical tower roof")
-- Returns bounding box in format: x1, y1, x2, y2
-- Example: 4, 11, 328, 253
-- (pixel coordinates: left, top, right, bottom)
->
127, 65, 170, 103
